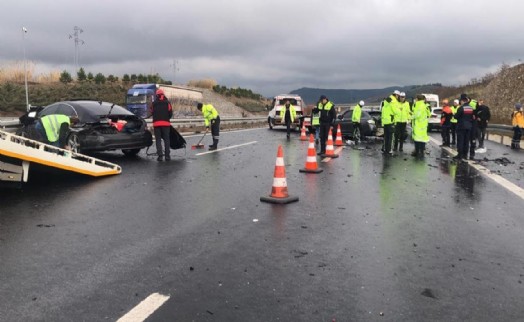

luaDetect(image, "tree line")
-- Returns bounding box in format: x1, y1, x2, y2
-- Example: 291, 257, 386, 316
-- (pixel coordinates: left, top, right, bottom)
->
59, 68, 172, 85
212, 84, 263, 100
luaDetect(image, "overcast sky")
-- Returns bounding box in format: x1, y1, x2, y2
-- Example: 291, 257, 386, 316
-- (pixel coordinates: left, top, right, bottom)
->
1, 0, 523, 96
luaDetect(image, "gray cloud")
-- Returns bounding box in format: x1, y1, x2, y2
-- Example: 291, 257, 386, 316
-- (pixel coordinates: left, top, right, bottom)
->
1, 0, 523, 96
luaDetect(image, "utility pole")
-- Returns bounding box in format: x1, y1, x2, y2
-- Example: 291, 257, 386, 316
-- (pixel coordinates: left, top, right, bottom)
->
171, 59, 179, 84
22, 27, 29, 111
68, 26, 85, 71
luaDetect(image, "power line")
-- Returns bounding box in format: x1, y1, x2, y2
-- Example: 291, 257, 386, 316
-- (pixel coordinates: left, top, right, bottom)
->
68, 26, 85, 70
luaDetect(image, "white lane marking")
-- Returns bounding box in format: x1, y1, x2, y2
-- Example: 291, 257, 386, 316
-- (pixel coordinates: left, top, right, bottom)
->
184, 127, 265, 138
117, 293, 170, 322
321, 146, 344, 162
196, 141, 258, 155
428, 136, 524, 200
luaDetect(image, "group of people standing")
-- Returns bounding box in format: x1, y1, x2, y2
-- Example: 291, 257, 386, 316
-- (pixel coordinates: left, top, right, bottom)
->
149, 88, 220, 161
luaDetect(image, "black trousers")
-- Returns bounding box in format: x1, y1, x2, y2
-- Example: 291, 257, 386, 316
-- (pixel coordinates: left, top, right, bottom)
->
285, 119, 291, 136
450, 123, 457, 144
211, 116, 220, 139
457, 128, 471, 158
383, 124, 393, 153
154, 126, 170, 157
469, 123, 477, 157
477, 125, 487, 148
441, 126, 450, 146
414, 141, 426, 156
393, 122, 407, 150
512, 127, 522, 148
319, 123, 331, 153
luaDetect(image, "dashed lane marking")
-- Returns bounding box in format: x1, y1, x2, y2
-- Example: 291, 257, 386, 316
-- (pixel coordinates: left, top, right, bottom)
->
196, 141, 258, 156
321, 146, 344, 162
428, 136, 524, 201
117, 292, 170, 322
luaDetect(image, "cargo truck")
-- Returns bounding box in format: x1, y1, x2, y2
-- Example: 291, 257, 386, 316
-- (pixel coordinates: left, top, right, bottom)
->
125, 84, 203, 118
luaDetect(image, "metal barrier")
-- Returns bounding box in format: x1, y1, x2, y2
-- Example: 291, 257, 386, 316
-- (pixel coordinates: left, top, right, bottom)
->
0, 116, 268, 133
486, 124, 515, 145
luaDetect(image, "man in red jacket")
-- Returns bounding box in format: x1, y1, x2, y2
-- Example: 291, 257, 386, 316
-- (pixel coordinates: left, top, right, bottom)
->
149, 89, 173, 161
440, 99, 453, 147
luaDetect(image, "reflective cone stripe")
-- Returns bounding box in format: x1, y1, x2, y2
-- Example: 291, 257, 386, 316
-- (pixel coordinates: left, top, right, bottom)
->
270, 145, 289, 198
300, 134, 323, 173
335, 124, 344, 146
324, 128, 339, 157
300, 124, 307, 141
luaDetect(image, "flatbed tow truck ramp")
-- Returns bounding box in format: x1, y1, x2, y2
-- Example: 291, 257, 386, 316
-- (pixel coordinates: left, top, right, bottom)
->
0, 129, 121, 185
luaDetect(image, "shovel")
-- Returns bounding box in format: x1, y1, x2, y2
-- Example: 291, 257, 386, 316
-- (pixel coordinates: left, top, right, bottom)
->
191, 129, 208, 149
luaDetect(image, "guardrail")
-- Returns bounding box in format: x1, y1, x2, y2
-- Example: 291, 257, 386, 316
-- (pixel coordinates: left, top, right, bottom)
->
486, 124, 515, 145
0, 117, 268, 133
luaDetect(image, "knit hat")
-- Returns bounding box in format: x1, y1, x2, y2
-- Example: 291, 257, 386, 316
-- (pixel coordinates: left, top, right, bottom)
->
319, 95, 327, 100
515, 103, 522, 109
459, 93, 469, 101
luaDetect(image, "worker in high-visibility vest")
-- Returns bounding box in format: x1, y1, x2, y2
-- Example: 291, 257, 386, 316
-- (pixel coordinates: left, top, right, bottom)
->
197, 102, 220, 150
311, 105, 320, 143
511, 103, 524, 149
36, 114, 71, 148
381, 90, 400, 155
393, 92, 411, 152
351, 100, 364, 144
312, 95, 336, 155
450, 99, 459, 145
411, 95, 430, 157
279, 100, 297, 139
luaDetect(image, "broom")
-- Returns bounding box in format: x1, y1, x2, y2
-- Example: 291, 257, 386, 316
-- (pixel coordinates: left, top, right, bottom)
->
191, 129, 208, 149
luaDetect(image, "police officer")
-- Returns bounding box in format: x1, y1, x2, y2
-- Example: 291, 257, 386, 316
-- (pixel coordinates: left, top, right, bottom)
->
197, 102, 220, 150
411, 95, 430, 157
382, 90, 400, 155
351, 100, 364, 144
312, 95, 336, 155
393, 92, 410, 152
150, 89, 173, 161
454, 94, 475, 161
279, 100, 296, 139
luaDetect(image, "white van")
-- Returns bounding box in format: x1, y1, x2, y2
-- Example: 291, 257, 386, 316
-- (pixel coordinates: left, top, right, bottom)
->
267, 94, 304, 130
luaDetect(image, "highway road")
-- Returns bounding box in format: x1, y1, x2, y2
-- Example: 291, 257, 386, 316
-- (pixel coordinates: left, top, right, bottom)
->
1, 127, 524, 321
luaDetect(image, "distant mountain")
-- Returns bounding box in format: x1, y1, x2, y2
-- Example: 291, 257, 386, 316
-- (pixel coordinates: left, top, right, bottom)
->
290, 84, 443, 105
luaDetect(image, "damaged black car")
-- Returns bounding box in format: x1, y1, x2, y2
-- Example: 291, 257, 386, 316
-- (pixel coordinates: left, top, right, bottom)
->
17, 100, 152, 156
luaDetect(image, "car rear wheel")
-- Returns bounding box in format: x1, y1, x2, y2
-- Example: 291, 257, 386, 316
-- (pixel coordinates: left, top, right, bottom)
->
122, 148, 141, 157
67, 133, 81, 153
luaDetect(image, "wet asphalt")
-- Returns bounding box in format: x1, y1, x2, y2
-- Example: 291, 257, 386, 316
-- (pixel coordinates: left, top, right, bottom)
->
1, 127, 524, 322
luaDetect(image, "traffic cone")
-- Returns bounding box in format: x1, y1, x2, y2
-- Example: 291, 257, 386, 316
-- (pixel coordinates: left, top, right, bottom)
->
260, 145, 299, 204
300, 134, 323, 173
334, 124, 344, 146
299, 123, 307, 141
321, 128, 339, 158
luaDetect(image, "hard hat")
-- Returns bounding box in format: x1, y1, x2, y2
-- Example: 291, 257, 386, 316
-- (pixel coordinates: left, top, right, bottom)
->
359, 100, 365, 106
399, 92, 406, 97
453, 99, 459, 104
393, 90, 401, 95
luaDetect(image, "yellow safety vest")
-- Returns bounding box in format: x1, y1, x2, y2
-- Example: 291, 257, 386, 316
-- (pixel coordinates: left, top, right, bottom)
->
40, 114, 70, 143
202, 104, 219, 127
279, 104, 297, 123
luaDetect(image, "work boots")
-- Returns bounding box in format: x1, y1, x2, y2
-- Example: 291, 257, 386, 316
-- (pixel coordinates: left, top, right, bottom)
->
209, 139, 218, 151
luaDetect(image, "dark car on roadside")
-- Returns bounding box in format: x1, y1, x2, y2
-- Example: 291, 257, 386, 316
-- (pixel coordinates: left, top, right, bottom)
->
17, 100, 152, 156
334, 109, 377, 139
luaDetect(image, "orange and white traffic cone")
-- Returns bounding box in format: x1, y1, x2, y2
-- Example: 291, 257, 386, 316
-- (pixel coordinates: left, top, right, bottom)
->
299, 123, 307, 141
260, 145, 299, 204
334, 124, 344, 146
322, 128, 339, 158
300, 134, 323, 173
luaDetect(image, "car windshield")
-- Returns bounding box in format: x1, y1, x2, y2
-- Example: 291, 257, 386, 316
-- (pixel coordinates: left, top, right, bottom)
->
278, 99, 299, 106
427, 101, 438, 108
126, 95, 147, 104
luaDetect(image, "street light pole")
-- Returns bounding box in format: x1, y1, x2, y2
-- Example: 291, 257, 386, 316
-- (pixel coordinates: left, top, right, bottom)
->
22, 27, 29, 111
